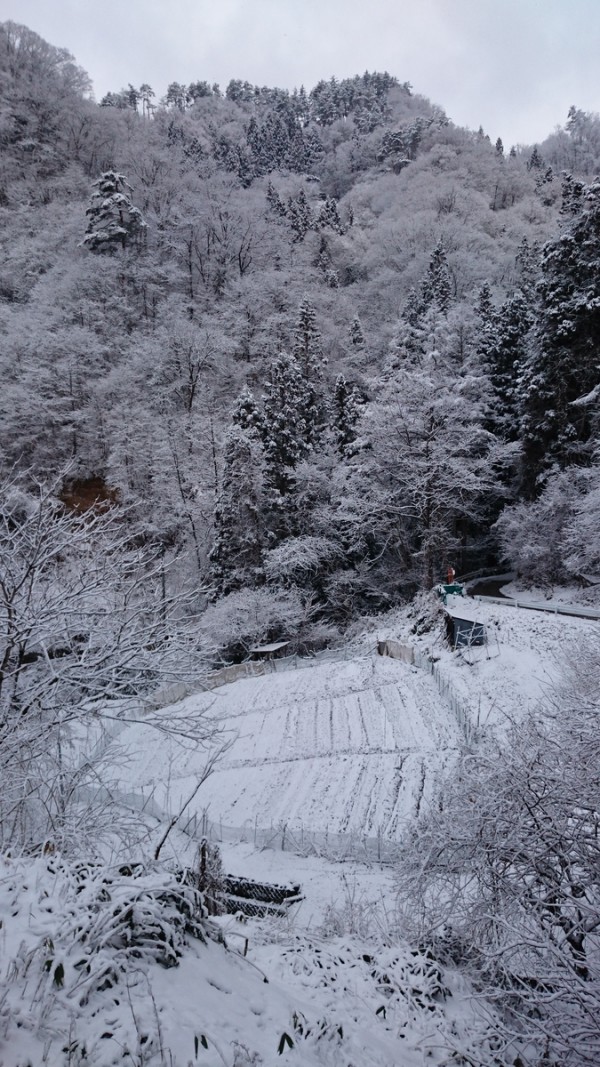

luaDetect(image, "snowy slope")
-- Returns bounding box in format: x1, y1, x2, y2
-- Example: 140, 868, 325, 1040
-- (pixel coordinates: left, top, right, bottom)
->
430, 593, 599, 734
0, 853, 506, 1067
119, 656, 462, 844
113, 597, 600, 850
3, 599, 596, 1066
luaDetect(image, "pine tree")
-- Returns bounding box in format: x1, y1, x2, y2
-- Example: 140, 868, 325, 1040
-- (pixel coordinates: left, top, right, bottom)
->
232, 386, 264, 437
292, 298, 327, 445
82, 171, 146, 254
474, 282, 499, 380
292, 297, 325, 379
261, 354, 312, 525
521, 177, 600, 491
349, 315, 366, 349
515, 236, 541, 300
332, 375, 363, 456
209, 424, 265, 596
317, 196, 344, 234
475, 282, 495, 324
485, 291, 532, 442
262, 354, 310, 471
165, 82, 189, 111
420, 241, 452, 314
266, 180, 287, 218
287, 189, 313, 241
527, 145, 544, 171
302, 127, 325, 170
139, 83, 155, 117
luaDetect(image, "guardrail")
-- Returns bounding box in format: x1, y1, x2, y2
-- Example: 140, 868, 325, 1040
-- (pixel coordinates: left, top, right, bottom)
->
473, 594, 600, 621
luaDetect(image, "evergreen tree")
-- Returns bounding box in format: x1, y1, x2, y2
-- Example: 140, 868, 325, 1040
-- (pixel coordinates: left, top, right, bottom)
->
82, 171, 146, 254
349, 315, 366, 349
286, 189, 313, 241
231, 386, 264, 437
332, 374, 363, 456
474, 282, 499, 379
209, 424, 265, 596
527, 145, 544, 171
475, 282, 495, 324
139, 83, 155, 117
126, 84, 140, 111
485, 291, 532, 442
292, 297, 325, 379
266, 180, 287, 218
302, 126, 325, 170
292, 298, 327, 444
420, 241, 452, 314
261, 353, 311, 509
165, 82, 189, 111
187, 80, 212, 101
521, 177, 600, 491
317, 196, 344, 234
515, 236, 541, 300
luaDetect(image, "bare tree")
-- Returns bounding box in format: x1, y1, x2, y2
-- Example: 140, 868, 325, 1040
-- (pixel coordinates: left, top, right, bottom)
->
0, 470, 218, 855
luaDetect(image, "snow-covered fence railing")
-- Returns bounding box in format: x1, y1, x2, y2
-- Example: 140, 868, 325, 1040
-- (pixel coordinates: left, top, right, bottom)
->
145, 646, 369, 710
222, 875, 303, 917
473, 594, 600, 621
183, 810, 403, 865
373, 638, 475, 744
412, 648, 475, 745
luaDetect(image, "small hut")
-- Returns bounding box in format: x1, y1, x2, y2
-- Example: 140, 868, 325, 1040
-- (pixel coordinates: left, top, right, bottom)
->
445, 613, 486, 649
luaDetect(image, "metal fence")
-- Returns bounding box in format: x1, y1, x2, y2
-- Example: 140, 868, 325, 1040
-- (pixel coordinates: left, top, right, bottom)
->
473, 594, 600, 621
145, 644, 377, 710
412, 647, 475, 745
181, 809, 403, 865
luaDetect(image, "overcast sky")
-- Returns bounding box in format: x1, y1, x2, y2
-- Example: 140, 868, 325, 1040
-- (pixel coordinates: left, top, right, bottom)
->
3, 0, 599, 146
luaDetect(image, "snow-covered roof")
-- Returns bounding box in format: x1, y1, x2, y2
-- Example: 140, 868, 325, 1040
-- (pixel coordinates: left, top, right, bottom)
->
248, 640, 290, 654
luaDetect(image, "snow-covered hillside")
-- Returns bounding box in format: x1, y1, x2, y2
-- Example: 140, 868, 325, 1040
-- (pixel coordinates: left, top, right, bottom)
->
113, 593, 600, 856
120, 655, 461, 846
2, 596, 599, 1066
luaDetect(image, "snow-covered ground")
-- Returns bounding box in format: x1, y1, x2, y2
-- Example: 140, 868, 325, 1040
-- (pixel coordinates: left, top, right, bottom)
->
119, 656, 462, 846
428, 592, 599, 735
0, 850, 506, 1067
110, 593, 600, 853
500, 577, 600, 609
3, 594, 599, 1066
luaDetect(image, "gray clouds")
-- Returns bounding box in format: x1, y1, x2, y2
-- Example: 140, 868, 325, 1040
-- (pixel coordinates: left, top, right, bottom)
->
3, 0, 599, 145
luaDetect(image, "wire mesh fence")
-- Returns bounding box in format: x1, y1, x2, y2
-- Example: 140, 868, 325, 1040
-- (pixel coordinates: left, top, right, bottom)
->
146, 644, 377, 709
181, 809, 403, 866
412, 647, 475, 745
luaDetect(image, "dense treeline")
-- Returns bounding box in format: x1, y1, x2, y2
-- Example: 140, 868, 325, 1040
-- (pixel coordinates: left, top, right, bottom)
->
1, 19, 600, 652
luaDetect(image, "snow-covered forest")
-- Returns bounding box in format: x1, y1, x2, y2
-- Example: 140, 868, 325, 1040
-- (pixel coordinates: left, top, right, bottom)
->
2, 18, 600, 1066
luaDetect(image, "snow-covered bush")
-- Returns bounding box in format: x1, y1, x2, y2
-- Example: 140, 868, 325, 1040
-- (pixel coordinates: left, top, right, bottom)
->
199, 586, 315, 662
0, 856, 217, 1066
395, 634, 600, 1065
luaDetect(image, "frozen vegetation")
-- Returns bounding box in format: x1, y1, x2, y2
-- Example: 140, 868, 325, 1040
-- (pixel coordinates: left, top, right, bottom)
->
2, 17, 600, 1065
